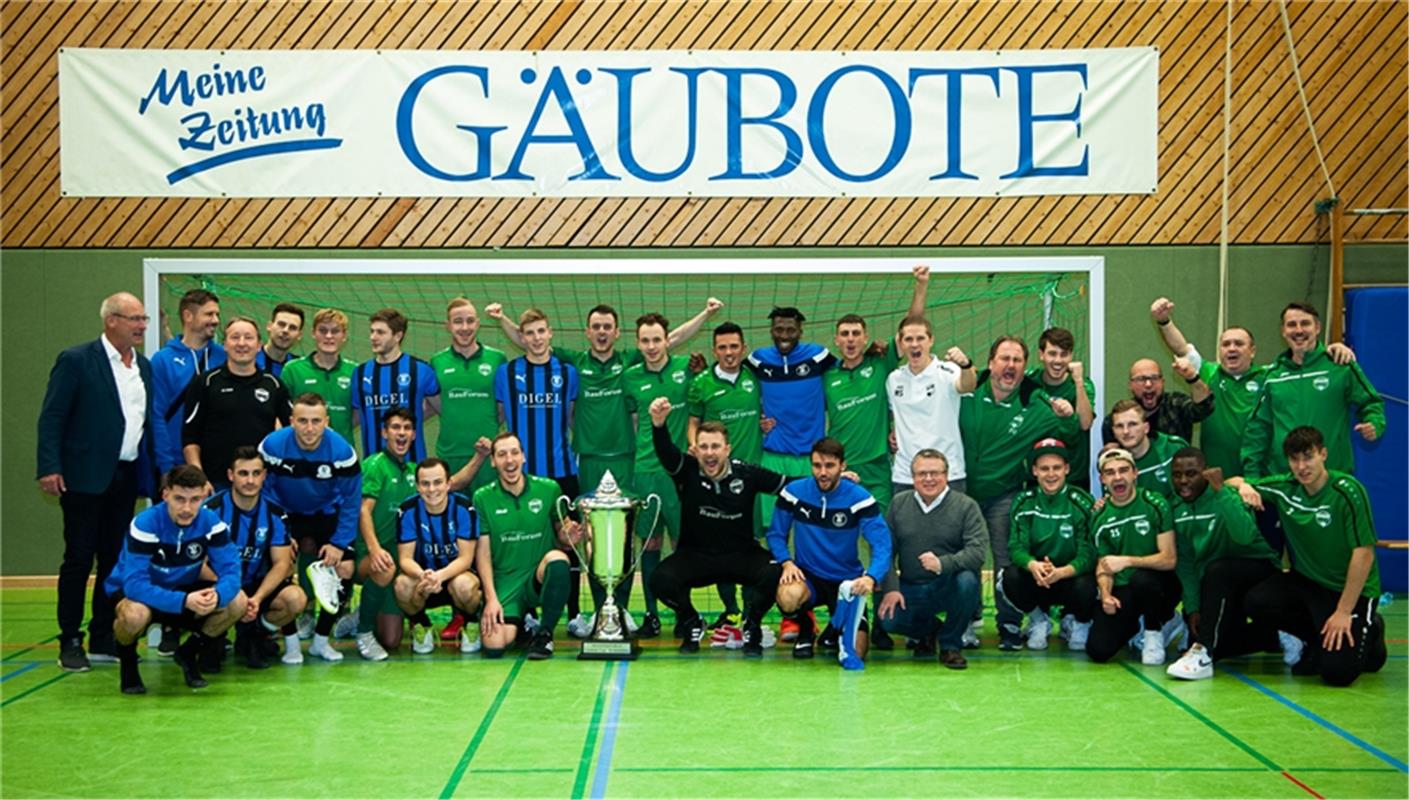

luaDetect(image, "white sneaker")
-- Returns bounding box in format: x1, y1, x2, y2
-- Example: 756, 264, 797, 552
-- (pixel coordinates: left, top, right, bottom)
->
333, 611, 359, 639
296, 613, 315, 640
1068, 621, 1092, 652
1141, 630, 1166, 665
1026, 613, 1052, 650
309, 634, 343, 662
281, 634, 304, 665
1279, 630, 1305, 666
961, 619, 982, 649
305, 562, 342, 614
1059, 613, 1075, 642
146, 626, 163, 648
460, 624, 482, 654
567, 613, 594, 639
760, 626, 777, 648
523, 613, 541, 635
411, 625, 436, 655
1167, 644, 1213, 680
355, 631, 388, 661
1160, 613, 1188, 651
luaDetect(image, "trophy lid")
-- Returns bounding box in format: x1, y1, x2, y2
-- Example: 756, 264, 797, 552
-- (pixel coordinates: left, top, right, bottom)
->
575, 469, 638, 510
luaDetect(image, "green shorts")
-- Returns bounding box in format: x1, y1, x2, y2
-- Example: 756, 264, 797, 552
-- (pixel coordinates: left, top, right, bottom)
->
851, 454, 893, 512
760, 451, 812, 528
630, 471, 681, 543
578, 453, 635, 498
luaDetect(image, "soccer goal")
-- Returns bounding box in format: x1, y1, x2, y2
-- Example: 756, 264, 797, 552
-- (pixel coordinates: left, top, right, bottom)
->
143, 255, 1105, 472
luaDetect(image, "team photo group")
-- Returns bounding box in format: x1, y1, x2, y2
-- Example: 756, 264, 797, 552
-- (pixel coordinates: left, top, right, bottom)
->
38, 266, 1388, 696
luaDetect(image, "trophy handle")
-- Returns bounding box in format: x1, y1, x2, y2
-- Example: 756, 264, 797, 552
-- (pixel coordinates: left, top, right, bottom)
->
556, 496, 591, 565
624, 493, 665, 581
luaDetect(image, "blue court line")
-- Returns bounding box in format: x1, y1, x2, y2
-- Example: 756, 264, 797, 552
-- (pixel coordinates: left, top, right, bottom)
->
590, 662, 630, 799
0, 663, 40, 682
1227, 669, 1408, 773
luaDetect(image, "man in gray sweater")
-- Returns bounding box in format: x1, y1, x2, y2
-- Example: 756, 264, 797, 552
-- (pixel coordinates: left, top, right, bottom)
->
876, 449, 988, 669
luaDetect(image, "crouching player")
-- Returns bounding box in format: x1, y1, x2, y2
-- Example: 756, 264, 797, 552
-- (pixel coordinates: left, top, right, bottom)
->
769, 438, 891, 669
394, 458, 483, 654
208, 447, 308, 669
474, 433, 584, 660
109, 466, 248, 694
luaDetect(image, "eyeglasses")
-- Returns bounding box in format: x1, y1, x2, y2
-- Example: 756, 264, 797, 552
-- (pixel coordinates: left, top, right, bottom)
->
1130, 374, 1162, 384
914, 470, 947, 479
112, 313, 151, 323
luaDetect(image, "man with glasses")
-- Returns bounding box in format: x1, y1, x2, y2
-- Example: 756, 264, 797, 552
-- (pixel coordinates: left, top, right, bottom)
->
1101, 358, 1213, 445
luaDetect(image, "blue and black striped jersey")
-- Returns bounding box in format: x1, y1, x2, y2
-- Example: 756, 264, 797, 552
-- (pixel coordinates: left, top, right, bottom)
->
396, 493, 478, 571
351, 354, 440, 460
205, 490, 290, 587
493, 356, 579, 478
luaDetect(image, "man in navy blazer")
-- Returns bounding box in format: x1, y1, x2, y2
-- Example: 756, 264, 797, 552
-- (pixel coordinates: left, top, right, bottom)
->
37, 292, 158, 672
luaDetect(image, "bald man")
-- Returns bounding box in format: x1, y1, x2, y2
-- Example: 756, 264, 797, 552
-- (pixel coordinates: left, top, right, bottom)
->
38, 292, 158, 671
1101, 358, 1213, 445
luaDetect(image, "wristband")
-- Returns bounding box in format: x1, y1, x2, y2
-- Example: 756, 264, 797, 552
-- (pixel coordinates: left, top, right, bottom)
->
1157, 318, 1171, 326
956, 359, 972, 370
1183, 374, 1200, 385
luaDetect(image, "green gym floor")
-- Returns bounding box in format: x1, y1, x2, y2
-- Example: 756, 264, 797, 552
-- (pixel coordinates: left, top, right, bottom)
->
2, 586, 1406, 799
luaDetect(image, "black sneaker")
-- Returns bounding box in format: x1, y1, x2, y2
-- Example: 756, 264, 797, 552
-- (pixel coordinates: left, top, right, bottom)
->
792, 614, 816, 659
913, 635, 937, 659
57, 637, 90, 673
240, 631, 270, 670
998, 630, 1024, 651
871, 625, 895, 651
526, 628, 554, 660
258, 633, 280, 658
117, 644, 145, 695
198, 633, 226, 674
678, 617, 705, 654
1366, 613, 1388, 673
817, 625, 839, 651
157, 626, 178, 658
87, 632, 119, 664
1291, 647, 1322, 677
172, 636, 209, 689
742, 624, 764, 658
640, 612, 662, 638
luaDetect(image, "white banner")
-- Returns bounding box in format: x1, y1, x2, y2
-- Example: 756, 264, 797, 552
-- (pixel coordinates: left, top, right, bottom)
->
60, 48, 1158, 198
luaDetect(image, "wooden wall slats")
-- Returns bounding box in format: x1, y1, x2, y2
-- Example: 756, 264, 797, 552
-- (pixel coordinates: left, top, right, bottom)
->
3, 0, 1404, 248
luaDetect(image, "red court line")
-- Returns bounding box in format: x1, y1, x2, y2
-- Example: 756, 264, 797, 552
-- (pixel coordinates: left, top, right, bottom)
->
1282, 771, 1325, 798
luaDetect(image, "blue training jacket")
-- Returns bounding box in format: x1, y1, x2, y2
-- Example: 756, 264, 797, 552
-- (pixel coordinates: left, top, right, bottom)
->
149, 337, 226, 472
767, 477, 892, 583
105, 504, 239, 615
257, 427, 362, 549
746, 342, 835, 456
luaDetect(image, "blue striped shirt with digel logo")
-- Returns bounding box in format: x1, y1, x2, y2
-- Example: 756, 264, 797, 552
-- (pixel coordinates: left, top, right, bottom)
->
494, 356, 579, 478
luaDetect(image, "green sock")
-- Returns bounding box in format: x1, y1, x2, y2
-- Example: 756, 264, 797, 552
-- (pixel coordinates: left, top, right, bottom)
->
538, 560, 571, 633
640, 550, 662, 615
359, 582, 386, 635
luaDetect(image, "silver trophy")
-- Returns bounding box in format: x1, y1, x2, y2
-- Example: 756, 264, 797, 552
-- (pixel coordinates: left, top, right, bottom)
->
556, 471, 661, 660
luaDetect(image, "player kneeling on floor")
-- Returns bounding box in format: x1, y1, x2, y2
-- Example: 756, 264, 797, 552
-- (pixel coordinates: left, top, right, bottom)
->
394, 458, 483, 654
208, 447, 308, 670
108, 466, 248, 694
769, 438, 892, 670
474, 434, 585, 661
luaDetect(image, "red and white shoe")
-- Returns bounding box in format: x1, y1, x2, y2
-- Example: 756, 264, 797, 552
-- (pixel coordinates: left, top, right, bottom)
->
441, 613, 465, 642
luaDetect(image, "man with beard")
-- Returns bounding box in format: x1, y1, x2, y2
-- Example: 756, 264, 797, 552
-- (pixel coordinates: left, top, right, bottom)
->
960, 336, 1079, 649
648, 399, 792, 656
1240, 303, 1384, 481
256, 303, 304, 378
151, 289, 225, 473
1164, 447, 1281, 681
1101, 358, 1212, 445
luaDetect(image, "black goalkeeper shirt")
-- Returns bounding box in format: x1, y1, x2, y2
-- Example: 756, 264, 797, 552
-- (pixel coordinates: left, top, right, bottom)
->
652, 424, 788, 554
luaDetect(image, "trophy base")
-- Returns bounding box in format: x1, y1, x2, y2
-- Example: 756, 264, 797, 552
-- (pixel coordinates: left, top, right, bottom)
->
577, 638, 641, 661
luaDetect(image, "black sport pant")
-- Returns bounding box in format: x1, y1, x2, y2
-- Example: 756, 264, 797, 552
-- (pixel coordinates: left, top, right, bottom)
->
1194, 557, 1281, 660
998, 565, 1097, 622
1087, 569, 1181, 663
1245, 570, 1387, 687
650, 548, 781, 627
58, 461, 138, 646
